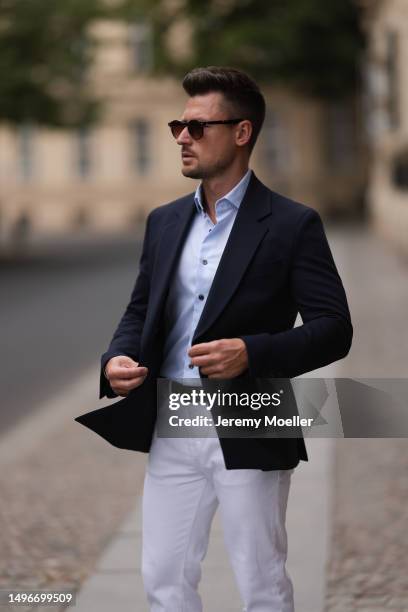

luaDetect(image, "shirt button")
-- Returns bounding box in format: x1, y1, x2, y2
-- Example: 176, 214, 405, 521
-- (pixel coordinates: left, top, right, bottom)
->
202, 259, 208, 265
198, 294, 204, 301
188, 364, 194, 369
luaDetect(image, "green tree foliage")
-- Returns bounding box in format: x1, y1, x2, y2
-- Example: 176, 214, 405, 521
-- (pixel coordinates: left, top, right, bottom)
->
134, 0, 365, 100
0, 0, 109, 126
0, 0, 365, 125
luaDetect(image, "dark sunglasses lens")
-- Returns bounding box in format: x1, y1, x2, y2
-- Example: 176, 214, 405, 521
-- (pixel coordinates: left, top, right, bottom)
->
187, 121, 203, 140
169, 120, 204, 139
169, 122, 183, 138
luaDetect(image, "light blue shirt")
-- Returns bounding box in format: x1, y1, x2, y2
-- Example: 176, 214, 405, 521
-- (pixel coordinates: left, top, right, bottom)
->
160, 169, 252, 380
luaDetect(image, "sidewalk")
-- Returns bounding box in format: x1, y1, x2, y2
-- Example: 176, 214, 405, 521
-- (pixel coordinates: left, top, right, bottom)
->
324, 226, 408, 611
73, 437, 334, 612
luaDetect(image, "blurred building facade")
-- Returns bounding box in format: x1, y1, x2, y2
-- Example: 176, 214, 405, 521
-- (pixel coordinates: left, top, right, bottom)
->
361, 0, 408, 255
0, 20, 367, 244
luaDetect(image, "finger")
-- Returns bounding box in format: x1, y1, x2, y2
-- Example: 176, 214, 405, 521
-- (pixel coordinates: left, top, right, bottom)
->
190, 354, 218, 367
118, 358, 139, 367
124, 366, 148, 378
200, 365, 223, 376
188, 341, 218, 357
113, 366, 148, 379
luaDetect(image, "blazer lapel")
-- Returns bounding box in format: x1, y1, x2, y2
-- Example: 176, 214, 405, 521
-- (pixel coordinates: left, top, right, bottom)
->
144, 194, 196, 334
192, 173, 273, 343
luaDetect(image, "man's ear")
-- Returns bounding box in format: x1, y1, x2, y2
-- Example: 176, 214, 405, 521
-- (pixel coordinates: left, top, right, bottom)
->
236, 120, 252, 148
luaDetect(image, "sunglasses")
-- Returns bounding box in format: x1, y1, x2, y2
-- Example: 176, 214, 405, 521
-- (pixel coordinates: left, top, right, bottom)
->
168, 118, 244, 140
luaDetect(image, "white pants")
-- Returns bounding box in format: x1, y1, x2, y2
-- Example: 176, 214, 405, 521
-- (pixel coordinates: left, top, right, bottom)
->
142, 429, 294, 612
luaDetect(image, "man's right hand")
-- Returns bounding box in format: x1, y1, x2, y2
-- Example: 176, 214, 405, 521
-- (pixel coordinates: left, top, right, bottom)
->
105, 356, 148, 397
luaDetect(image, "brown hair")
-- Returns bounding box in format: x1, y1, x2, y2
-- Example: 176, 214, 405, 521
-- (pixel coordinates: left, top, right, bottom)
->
182, 66, 266, 152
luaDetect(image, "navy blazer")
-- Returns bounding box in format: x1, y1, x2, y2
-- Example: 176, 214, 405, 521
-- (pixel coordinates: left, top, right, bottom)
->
75, 173, 352, 470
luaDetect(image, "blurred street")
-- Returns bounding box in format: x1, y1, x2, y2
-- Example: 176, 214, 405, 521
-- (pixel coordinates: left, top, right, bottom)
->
1, 221, 407, 611
0, 233, 142, 433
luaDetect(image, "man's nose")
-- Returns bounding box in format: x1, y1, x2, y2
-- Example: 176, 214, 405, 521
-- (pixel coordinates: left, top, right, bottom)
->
176, 126, 192, 145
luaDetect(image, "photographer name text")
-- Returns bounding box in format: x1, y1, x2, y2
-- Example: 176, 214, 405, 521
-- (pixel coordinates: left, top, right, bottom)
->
168, 415, 313, 428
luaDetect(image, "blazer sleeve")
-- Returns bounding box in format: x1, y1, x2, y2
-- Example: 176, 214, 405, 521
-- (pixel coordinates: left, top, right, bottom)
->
240, 208, 353, 378
99, 211, 154, 398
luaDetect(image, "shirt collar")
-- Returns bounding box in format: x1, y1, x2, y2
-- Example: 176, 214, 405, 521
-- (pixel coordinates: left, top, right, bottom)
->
194, 168, 252, 214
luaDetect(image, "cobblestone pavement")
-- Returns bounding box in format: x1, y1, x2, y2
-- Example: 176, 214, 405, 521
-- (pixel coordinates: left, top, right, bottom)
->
0, 372, 147, 612
324, 224, 408, 612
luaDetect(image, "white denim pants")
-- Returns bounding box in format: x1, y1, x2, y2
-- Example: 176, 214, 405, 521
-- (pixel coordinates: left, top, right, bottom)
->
141, 424, 294, 612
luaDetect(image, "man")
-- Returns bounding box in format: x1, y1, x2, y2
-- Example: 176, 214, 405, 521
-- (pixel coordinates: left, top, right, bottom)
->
76, 66, 352, 611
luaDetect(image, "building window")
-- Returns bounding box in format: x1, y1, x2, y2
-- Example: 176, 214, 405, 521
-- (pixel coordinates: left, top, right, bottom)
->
325, 102, 356, 171
76, 126, 91, 179
130, 119, 151, 175
129, 22, 152, 73
361, 55, 389, 143
18, 123, 34, 182
70, 34, 89, 84
392, 150, 408, 190
262, 111, 290, 172
385, 30, 399, 130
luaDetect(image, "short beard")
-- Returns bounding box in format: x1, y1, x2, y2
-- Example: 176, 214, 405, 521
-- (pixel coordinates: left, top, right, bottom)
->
182, 166, 204, 179
182, 154, 235, 180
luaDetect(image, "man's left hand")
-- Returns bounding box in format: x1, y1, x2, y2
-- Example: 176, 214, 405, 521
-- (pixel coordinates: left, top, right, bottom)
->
188, 338, 248, 378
